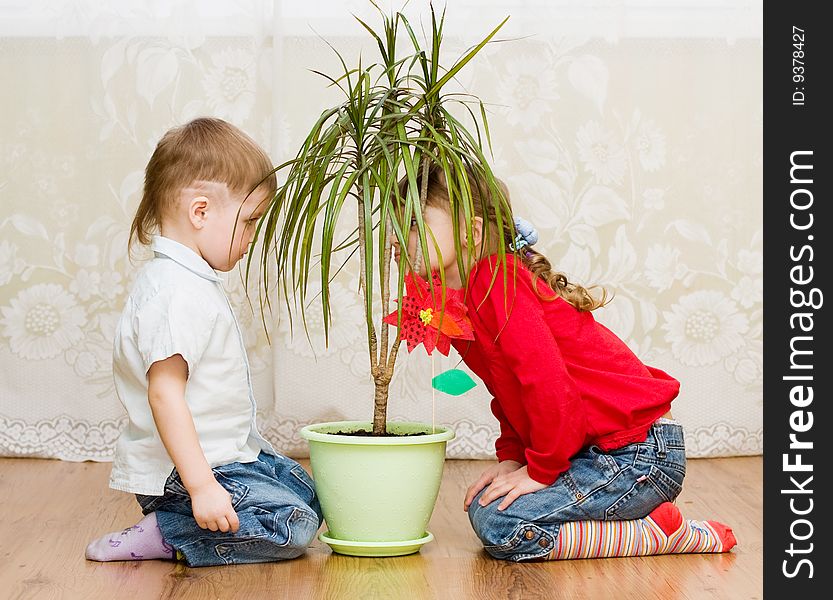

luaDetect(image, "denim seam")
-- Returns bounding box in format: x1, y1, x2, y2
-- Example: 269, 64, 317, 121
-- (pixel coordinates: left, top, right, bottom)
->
484, 522, 555, 561
165, 472, 251, 508
289, 466, 316, 496
634, 446, 687, 476
165, 477, 189, 498
212, 533, 305, 565
135, 493, 166, 513
561, 472, 581, 500
213, 472, 250, 507
605, 487, 639, 519
646, 478, 673, 503
645, 465, 683, 502
288, 506, 319, 527
632, 442, 686, 451
268, 506, 318, 547
176, 507, 316, 565
634, 454, 686, 472
553, 465, 631, 515
598, 453, 621, 478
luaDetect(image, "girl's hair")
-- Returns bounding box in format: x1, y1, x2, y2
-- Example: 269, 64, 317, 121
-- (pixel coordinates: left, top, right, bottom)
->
406, 163, 608, 312
130, 117, 277, 248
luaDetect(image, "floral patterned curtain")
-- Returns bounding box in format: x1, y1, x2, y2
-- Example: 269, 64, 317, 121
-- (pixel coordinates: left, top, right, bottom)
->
0, 1, 762, 461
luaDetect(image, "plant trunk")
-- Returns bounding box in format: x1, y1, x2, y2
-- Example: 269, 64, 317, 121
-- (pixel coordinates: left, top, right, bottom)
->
372, 380, 390, 434
356, 181, 386, 436
371, 155, 430, 435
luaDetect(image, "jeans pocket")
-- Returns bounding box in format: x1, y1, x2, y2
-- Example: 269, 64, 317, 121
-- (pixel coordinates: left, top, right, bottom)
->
164, 467, 250, 508
165, 470, 190, 498
588, 446, 622, 481
213, 470, 251, 508
645, 465, 683, 503
604, 465, 682, 521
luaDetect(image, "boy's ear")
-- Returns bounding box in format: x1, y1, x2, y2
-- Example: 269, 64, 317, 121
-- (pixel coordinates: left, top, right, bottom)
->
188, 196, 209, 229
464, 216, 483, 248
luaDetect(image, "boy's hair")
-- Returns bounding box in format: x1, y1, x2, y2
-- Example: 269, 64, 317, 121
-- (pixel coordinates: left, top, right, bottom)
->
130, 117, 277, 247
404, 163, 608, 312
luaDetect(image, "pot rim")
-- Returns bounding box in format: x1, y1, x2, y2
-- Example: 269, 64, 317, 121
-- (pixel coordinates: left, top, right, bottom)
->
300, 420, 455, 445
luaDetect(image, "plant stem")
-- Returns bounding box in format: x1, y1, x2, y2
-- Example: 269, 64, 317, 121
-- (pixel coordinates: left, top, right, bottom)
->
373, 213, 395, 436
386, 332, 401, 373
372, 379, 390, 434
358, 180, 390, 436
413, 155, 430, 274
356, 187, 378, 374
379, 213, 393, 366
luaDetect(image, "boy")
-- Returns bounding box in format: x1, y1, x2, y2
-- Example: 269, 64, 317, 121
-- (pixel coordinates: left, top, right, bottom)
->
85, 118, 321, 567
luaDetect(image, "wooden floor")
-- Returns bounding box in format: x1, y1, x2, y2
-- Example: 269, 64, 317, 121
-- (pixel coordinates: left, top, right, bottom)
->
0, 456, 761, 600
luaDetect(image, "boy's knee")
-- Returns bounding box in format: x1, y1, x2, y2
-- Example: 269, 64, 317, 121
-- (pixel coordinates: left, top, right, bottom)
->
468, 496, 517, 547
284, 506, 320, 552
244, 505, 319, 562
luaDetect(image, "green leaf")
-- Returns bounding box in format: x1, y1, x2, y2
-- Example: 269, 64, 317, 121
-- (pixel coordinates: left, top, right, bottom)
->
432, 369, 477, 396
247, 5, 511, 433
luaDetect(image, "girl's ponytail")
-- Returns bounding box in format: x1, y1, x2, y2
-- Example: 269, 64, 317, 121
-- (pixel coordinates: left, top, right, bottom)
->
414, 162, 610, 312
518, 247, 609, 312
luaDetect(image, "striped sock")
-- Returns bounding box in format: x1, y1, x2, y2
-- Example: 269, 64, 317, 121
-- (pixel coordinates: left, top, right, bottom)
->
548, 502, 736, 560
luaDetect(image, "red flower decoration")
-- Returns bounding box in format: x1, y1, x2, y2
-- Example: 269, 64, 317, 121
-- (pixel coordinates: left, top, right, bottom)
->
383, 271, 474, 356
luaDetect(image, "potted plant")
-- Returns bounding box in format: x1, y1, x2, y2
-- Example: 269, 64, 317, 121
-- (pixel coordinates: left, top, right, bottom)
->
252, 5, 510, 556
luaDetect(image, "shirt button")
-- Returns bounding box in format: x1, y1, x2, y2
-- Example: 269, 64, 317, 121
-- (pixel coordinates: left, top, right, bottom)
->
524, 530, 535, 540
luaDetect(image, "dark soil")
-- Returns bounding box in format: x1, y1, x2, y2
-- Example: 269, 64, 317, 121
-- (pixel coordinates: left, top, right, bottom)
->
330, 429, 431, 437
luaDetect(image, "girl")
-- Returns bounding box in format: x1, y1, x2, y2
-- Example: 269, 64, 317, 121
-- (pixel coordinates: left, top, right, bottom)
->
392, 164, 736, 561
85, 118, 322, 567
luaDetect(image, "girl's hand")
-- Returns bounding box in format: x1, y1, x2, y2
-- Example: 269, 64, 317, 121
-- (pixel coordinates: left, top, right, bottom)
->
477, 465, 548, 511
464, 460, 523, 511
189, 479, 240, 533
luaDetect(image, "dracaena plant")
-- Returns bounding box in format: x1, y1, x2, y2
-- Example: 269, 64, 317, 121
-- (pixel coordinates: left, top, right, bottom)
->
249, 4, 511, 435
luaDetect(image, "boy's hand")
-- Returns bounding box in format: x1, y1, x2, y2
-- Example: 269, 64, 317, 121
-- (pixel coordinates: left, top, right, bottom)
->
189, 479, 240, 533
476, 465, 548, 511
464, 460, 522, 511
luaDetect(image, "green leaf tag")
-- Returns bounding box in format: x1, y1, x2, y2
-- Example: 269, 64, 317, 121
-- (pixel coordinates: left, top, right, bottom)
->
431, 368, 477, 396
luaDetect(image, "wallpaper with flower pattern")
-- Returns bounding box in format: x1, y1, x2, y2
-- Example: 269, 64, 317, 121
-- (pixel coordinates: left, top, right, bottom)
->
0, 2, 762, 461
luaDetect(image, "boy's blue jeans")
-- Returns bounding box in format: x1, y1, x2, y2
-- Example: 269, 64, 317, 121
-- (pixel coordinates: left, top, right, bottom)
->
136, 452, 322, 567
468, 419, 686, 562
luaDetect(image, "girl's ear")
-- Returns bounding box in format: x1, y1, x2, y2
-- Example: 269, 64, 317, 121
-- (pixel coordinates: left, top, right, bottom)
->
188, 196, 209, 229
464, 216, 483, 249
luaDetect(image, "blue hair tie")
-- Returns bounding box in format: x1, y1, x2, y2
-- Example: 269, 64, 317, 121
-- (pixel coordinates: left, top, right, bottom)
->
510, 216, 538, 252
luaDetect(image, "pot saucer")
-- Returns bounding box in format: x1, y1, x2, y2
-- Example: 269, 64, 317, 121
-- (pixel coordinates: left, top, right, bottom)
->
319, 530, 434, 557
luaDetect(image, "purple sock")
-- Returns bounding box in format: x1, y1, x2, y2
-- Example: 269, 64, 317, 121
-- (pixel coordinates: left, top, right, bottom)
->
85, 512, 174, 562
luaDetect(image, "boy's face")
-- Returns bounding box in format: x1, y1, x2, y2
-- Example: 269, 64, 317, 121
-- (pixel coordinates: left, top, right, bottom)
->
193, 182, 270, 272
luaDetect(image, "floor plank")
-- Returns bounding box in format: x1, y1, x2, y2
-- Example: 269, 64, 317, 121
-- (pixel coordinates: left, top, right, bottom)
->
0, 456, 762, 600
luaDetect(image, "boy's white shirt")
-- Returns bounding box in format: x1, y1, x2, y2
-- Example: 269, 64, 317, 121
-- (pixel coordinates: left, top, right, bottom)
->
109, 235, 277, 496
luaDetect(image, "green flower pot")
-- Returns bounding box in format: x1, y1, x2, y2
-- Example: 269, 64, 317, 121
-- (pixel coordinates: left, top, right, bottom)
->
299, 421, 455, 557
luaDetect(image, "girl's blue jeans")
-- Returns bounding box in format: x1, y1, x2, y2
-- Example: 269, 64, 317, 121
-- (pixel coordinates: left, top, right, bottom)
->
136, 451, 322, 567
468, 419, 687, 562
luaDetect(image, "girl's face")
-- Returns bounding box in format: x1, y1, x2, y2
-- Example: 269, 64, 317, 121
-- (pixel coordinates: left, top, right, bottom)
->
392, 204, 472, 289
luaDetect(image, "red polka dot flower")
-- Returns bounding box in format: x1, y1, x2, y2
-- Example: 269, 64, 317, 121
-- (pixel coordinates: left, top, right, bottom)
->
383, 271, 474, 356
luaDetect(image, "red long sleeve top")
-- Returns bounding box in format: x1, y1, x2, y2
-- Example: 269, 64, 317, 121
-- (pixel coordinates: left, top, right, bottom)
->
451, 254, 680, 485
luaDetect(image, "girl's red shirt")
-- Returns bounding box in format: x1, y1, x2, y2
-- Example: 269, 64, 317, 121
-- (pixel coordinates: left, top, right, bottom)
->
451, 254, 680, 485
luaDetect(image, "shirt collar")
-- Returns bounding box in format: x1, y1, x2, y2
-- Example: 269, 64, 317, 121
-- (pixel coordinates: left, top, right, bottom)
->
151, 235, 222, 283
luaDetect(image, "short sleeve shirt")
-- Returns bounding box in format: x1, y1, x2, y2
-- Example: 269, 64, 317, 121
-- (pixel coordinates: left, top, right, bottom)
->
108, 236, 277, 495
